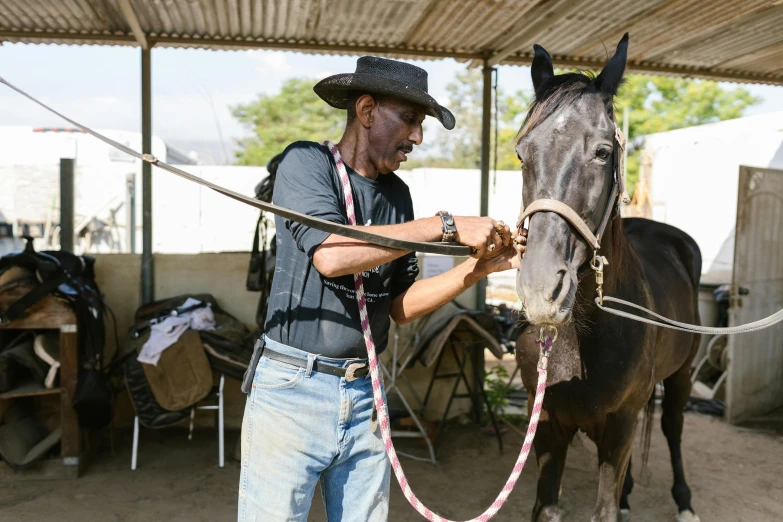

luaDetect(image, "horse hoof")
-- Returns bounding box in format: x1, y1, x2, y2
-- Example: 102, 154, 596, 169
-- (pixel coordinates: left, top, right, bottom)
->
621, 508, 631, 522
538, 506, 564, 522
675, 510, 700, 522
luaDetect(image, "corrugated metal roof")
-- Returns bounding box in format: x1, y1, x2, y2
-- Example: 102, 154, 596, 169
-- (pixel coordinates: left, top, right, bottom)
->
1, 0, 782, 84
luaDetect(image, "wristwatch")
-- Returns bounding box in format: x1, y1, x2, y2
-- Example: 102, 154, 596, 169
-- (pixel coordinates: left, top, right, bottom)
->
436, 211, 457, 242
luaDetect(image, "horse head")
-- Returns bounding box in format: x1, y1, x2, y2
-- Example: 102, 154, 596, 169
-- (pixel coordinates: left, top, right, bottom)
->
515, 33, 629, 326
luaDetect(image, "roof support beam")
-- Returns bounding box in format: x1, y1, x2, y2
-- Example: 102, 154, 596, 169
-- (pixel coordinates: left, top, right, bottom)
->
476, 62, 493, 312
0, 30, 780, 86
119, 0, 149, 50
140, 47, 154, 304
499, 54, 783, 86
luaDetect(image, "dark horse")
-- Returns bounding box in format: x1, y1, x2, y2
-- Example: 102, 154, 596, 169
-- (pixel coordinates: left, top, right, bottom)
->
514, 34, 702, 522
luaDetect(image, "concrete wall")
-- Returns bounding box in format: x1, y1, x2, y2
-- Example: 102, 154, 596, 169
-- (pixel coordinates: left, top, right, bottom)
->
94, 252, 482, 432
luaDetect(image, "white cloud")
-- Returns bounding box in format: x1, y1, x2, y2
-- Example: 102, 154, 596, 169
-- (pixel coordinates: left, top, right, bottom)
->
246, 50, 292, 74
93, 95, 122, 105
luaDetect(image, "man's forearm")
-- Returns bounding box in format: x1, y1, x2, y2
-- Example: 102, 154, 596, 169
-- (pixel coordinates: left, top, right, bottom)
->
390, 258, 485, 325
313, 216, 443, 277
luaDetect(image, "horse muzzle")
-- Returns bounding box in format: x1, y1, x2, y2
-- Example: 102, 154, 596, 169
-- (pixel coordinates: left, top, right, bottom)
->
515, 213, 580, 326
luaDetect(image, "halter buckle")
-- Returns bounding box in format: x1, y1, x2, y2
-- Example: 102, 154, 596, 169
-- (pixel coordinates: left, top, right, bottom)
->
537, 325, 558, 344
537, 325, 557, 370
591, 251, 608, 305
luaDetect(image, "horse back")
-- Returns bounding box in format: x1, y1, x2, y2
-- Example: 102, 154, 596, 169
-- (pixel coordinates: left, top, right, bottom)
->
623, 217, 702, 291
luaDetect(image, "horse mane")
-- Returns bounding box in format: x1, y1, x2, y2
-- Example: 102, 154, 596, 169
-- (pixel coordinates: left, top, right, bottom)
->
609, 213, 633, 287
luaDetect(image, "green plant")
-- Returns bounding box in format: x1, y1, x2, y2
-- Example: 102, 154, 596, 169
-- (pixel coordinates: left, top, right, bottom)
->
484, 365, 511, 418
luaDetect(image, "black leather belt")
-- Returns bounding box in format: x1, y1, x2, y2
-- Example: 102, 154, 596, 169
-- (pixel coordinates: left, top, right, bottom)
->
263, 348, 370, 382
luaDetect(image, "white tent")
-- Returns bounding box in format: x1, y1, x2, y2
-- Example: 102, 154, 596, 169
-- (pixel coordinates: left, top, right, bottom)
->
641, 111, 783, 284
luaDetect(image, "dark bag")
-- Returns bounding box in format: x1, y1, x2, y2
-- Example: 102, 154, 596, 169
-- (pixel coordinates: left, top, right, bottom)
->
247, 154, 281, 328
72, 369, 114, 428
246, 215, 271, 293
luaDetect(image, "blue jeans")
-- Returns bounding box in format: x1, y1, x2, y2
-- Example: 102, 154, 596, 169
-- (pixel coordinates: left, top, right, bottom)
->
238, 336, 390, 521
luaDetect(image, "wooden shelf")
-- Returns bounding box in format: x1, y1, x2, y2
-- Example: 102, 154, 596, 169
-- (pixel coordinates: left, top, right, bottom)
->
1, 287, 83, 479
0, 381, 60, 400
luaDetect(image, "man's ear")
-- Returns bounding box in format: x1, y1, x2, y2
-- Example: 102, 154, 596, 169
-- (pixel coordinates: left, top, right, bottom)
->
356, 94, 377, 128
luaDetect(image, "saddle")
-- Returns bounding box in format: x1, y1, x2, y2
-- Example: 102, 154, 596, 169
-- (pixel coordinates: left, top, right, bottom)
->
0, 237, 114, 428
123, 293, 252, 428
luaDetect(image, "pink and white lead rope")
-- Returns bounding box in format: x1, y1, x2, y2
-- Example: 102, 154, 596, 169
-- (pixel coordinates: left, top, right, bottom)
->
324, 140, 554, 522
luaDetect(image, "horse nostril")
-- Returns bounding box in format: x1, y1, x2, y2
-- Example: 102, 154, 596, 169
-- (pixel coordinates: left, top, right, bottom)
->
550, 270, 566, 302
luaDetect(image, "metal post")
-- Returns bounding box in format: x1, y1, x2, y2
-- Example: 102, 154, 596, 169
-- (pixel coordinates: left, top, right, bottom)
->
59, 158, 75, 252
141, 48, 154, 304
477, 63, 493, 311
126, 173, 136, 253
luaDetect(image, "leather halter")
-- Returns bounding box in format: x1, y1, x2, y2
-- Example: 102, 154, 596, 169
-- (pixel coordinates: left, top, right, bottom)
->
516, 124, 629, 250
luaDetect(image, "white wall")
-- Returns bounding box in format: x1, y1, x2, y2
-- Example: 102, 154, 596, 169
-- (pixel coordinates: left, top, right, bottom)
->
642, 111, 783, 283
0, 126, 168, 167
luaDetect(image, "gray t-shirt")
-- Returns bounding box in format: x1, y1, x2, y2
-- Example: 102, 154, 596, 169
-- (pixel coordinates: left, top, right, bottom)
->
264, 141, 420, 358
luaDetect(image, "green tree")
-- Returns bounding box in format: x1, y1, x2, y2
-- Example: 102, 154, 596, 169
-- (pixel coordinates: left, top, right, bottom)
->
231, 72, 759, 184
441, 68, 531, 170
443, 69, 485, 168
231, 78, 345, 165
437, 71, 759, 188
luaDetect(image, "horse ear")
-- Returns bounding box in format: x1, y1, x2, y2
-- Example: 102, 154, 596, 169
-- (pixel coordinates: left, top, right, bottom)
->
592, 33, 629, 95
531, 44, 554, 97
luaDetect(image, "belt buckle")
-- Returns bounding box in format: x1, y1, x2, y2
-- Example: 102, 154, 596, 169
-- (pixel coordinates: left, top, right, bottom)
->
344, 362, 367, 382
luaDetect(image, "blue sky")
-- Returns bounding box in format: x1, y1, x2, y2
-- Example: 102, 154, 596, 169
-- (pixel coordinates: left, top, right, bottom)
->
2, 43, 782, 152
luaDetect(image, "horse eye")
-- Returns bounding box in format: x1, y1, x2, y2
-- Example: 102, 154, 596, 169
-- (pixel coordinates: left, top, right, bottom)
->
596, 147, 611, 160
517, 154, 525, 170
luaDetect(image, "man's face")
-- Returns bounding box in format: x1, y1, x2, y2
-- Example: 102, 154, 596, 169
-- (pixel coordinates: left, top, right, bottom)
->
369, 97, 426, 174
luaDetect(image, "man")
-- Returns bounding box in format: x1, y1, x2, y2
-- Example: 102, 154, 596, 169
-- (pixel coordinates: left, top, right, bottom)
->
238, 56, 525, 522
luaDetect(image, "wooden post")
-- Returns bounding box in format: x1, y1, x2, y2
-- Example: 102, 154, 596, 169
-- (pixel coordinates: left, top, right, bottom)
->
60, 158, 75, 252
59, 323, 80, 471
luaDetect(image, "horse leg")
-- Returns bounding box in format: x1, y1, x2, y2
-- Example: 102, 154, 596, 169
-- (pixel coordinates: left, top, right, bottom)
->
662, 362, 700, 522
591, 412, 637, 522
619, 456, 633, 521
531, 408, 575, 522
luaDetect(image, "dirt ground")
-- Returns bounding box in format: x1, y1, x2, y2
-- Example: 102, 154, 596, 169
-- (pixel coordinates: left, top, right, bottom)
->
1, 412, 782, 522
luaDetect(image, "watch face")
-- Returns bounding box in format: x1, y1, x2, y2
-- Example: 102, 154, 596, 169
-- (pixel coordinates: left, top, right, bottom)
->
445, 218, 454, 226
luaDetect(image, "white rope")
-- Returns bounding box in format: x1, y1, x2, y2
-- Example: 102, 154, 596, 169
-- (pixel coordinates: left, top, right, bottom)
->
597, 296, 783, 335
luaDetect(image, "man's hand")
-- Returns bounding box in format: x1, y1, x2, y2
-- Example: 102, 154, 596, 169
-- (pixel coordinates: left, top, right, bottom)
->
453, 217, 512, 258
475, 229, 528, 275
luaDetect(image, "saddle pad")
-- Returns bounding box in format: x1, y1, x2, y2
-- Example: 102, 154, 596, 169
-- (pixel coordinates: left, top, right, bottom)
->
140, 328, 212, 412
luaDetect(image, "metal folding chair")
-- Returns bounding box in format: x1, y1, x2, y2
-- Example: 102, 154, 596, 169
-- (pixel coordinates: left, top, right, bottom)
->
380, 328, 437, 464
131, 373, 225, 470
421, 333, 504, 454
